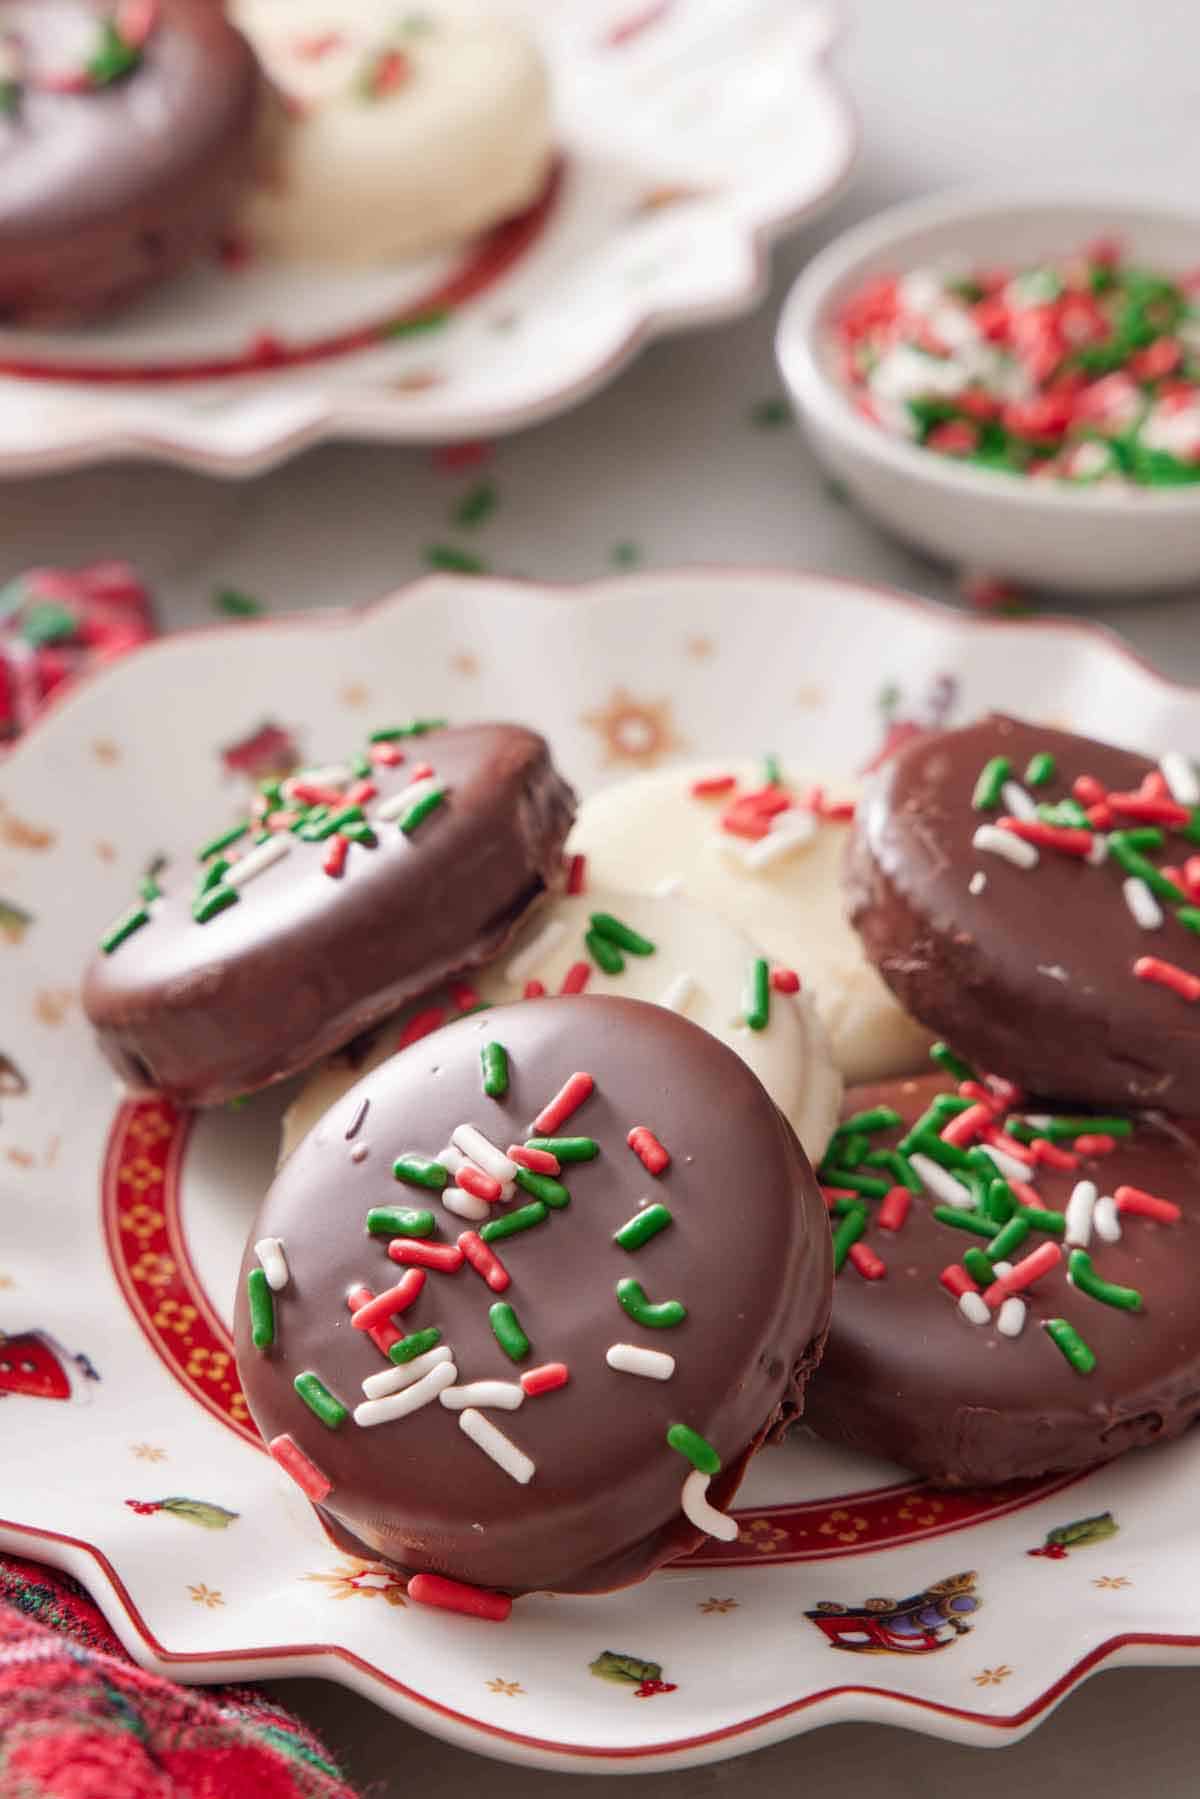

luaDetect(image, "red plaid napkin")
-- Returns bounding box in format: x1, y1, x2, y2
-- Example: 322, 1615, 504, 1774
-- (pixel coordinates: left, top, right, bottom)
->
0, 561, 156, 745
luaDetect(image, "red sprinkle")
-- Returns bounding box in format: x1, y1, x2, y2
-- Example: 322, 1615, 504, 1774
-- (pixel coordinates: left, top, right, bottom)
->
532, 1071, 595, 1134
565, 853, 587, 895
457, 1231, 510, 1292
346, 778, 378, 806
1184, 856, 1200, 901
1006, 1177, 1044, 1212
940, 1265, 978, 1300
410, 762, 435, 781
1106, 792, 1190, 826
939, 1103, 993, 1148
1030, 1137, 1080, 1171
507, 1144, 560, 1175
117, 0, 161, 47
848, 1242, 886, 1280
1114, 1185, 1182, 1224
371, 742, 405, 767
268, 1434, 331, 1503
627, 1125, 670, 1175
388, 1240, 465, 1274
1134, 955, 1200, 1003
290, 780, 346, 806
770, 967, 801, 994
456, 1162, 502, 1203
345, 1284, 401, 1354
449, 979, 480, 1013
1141, 770, 1171, 799
322, 833, 350, 878
407, 1573, 511, 1623
691, 774, 737, 798
560, 962, 591, 996
1086, 802, 1115, 828
981, 1124, 1037, 1165
521, 1362, 569, 1397
997, 817, 1093, 857
1073, 1133, 1117, 1156
878, 1187, 912, 1232
432, 440, 492, 473
351, 1271, 426, 1333
958, 1080, 1003, 1113
367, 47, 411, 95
986, 1076, 1026, 1110
821, 1187, 858, 1210
396, 1006, 446, 1050
1073, 774, 1108, 806
523, 980, 547, 999
983, 1240, 1062, 1307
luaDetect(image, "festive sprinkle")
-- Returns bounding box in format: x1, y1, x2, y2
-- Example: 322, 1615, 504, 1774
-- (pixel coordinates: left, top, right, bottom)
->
627, 1126, 671, 1177
606, 1342, 675, 1380
614, 1203, 673, 1250
524, 981, 547, 998
1025, 751, 1057, 787
456, 1163, 502, 1203
512, 1168, 569, 1210
351, 1271, 425, 1333
744, 956, 771, 1030
586, 930, 624, 974
268, 1435, 331, 1503
1093, 1195, 1122, 1242
293, 1371, 347, 1430
489, 1301, 531, 1361
388, 1326, 443, 1364
453, 480, 498, 528
1161, 751, 1200, 807
479, 1201, 548, 1243
345, 1283, 401, 1355
443, 1186, 489, 1222
506, 918, 567, 985
525, 1136, 597, 1162
197, 823, 247, 862
457, 1231, 510, 1291
392, 1154, 449, 1191
192, 885, 239, 925
848, 1241, 887, 1279
255, 1237, 289, 1292
959, 1291, 991, 1325
388, 1240, 465, 1273
616, 1278, 687, 1329
521, 1362, 569, 1397
691, 774, 737, 797
994, 1296, 1027, 1338
1108, 837, 1186, 904
1067, 1248, 1142, 1311
1044, 1317, 1096, 1374
939, 1265, 978, 1300
932, 1206, 995, 1238
480, 1041, 509, 1098
100, 905, 149, 955
440, 1380, 524, 1412
984, 1240, 1062, 1306
962, 1247, 994, 1287
909, 1154, 976, 1206
987, 1215, 1031, 1261
565, 853, 587, 895
374, 776, 436, 823
224, 835, 290, 889
1060, 1179, 1095, 1252
831, 1205, 868, 1273
323, 834, 350, 878
1023, 1113, 1133, 1143
246, 1268, 275, 1349
972, 824, 1037, 868
406, 1574, 511, 1623
355, 1359, 456, 1428
397, 787, 446, 835
666, 1423, 721, 1474
1001, 781, 1038, 821
508, 1143, 560, 1174
560, 961, 591, 994
531, 1072, 594, 1135
770, 968, 802, 994
931, 1042, 977, 1081
877, 1187, 913, 1231
1133, 955, 1200, 1002
680, 1469, 738, 1542
425, 545, 486, 575
363, 1348, 452, 1401
817, 1165, 890, 1198
972, 757, 1011, 811
590, 912, 656, 956
1114, 1184, 1181, 1223
457, 1407, 534, 1483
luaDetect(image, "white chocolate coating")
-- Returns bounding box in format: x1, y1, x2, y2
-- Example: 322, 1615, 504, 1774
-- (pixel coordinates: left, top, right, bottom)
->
570, 764, 932, 1084
233, 2, 554, 263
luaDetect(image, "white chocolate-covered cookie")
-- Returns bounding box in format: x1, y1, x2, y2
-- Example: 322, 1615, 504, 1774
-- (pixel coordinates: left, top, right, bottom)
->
571, 765, 932, 1084
281, 886, 842, 1167
233, 2, 554, 263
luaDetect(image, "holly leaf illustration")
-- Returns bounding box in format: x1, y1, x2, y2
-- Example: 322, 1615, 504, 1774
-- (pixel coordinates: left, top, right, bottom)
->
589, 1651, 663, 1686
1046, 1511, 1118, 1549
156, 1497, 240, 1531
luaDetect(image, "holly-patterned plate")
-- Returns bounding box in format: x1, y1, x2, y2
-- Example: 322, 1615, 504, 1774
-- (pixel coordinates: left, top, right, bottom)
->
0, 0, 854, 478
2, 567, 1199, 1774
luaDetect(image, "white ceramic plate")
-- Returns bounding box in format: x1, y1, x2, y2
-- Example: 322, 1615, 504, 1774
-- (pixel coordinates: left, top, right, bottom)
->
3, 568, 1199, 1776
0, 0, 855, 478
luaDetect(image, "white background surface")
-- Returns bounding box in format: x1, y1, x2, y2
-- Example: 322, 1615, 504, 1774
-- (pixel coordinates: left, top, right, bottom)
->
4, 0, 1200, 1788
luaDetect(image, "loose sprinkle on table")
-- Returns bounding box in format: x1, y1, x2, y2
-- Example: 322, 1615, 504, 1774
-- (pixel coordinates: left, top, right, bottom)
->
406, 1574, 511, 1624
589, 912, 656, 956
745, 956, 770, 1031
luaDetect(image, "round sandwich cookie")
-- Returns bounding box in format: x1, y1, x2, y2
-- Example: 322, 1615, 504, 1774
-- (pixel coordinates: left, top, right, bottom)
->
232, 0, 553, 264
570, 760, 932, 1083
847, 714, 1200, 1115
279, 885, 843, 1166
805, 1054, 1200, 1486
83, 721, 576, 1107
0, 0, 264, 325
235, 995, 832, 1609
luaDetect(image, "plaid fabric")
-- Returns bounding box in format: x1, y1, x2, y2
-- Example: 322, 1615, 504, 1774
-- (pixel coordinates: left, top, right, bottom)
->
0, 1554, 357, 1799
0, 561, 156, 745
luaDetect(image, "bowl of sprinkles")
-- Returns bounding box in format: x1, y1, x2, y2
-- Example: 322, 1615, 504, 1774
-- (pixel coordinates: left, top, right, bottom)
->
777, 193, 1200, 592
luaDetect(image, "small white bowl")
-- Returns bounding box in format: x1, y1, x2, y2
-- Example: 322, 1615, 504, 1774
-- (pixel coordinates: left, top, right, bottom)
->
777, 192, 1200, 594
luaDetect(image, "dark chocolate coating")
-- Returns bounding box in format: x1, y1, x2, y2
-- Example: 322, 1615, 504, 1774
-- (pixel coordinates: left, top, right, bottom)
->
234, 996, 832, 1596
847, 714, 1200, 1114
83, 724, 576, 1107
0, 0, 263, 325
806, 1074, 1200, 1486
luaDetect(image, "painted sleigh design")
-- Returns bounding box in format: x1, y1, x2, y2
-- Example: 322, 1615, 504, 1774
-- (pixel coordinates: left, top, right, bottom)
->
805, 1571, 981, 1654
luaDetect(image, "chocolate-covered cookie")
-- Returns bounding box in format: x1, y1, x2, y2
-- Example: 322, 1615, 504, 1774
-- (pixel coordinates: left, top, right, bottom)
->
848, 715, 1200, 1113
805, 1064, 1200, 1486
0, 0, 263, 325
235, 996, 832, 1604
83, 722, 576, 1106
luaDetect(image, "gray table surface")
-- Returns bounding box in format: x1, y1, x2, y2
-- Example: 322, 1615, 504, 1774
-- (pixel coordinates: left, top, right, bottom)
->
5, 0, 1199, 1787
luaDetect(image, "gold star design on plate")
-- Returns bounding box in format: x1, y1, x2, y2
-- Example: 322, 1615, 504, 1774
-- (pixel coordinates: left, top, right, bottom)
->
0, 1274, 14, 1290
1093, 1575, 1133, 1589
302, 1558, 407, 1606
486, 1678, 524, 1697
94, 840, 117, 864
699, 1596, 738, 1614
972, 1665, 1013, 1687
684, 634, 715, 660
450, 649, 480, 677
340, 682, 370, 710
795, 682, 826, 709
34, 988, 74, 1028
188, 1583, 225, 1609
4, 1147, 33, 1168
582, 688, 683, 767
130, 1443, 167, 1463
91, 739, 121, 764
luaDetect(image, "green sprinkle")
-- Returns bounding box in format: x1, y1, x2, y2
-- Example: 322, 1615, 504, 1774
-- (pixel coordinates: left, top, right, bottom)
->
586, 929, 625, 974
198, 857, 229, 895
986, 1215, 1031, 1261
21, 601, 76, 648
1025, 751, 1056, 788
832, 1204, 868, 1273
398, 787, 446, 835
972, 756, 1011, 811
908, 1132, 971, 1171
666, 1423, 721, 1473
385, 308, 450, 338
745, 956, 770, 1031
982, 1177, 1016, 1224
1177, 906, 1200, 933
750, 396, 792, 428
392, 1154, 449, 1191
294, 807, 328, 838
898, 1095, 970, 1154
480, 1201, 548, 1242
513, 1167, 570, 1209
929, 1042, 977, 1082
589, 912, 656, 956
611, 540, 641, 568
1068, 1248, 1142, 1311
138, 875, 161, 903
293, 1371, 347, 1429
481, 1041, 509, 1098
1038, 798, 1091, 829
1112, 826, 1165, 851
192, 885, 239, 924
962, 1247, 994, 1287
246, 1268, 275, 1349
763, 753, 783, 787
100, 904, 149, 955
1043, 1317, 1096, 1374
1182, 808, 1200, 844
614, 1203, 673, 1251
424, 544, 486, 575
838, 1106, 904, 1136
616, 1278, 687, 1329
197, 823, 248, 862
1025, 1115, 1133, 1141
526, 1136, 598, 1162
213, 586, 262, 618
88, 19, 141, 85
366, 1207, 435, 1238
389, 1326, 442, 1363
1108, 842, 1180, 900
489, 1301, 531, 1361
453, 480, 497, 529
863, 1148, 922, 1192
350, 753, 372, 779
932, 1206, 996, 1238
340, 820, 377, 847
1017, 1207, 1066, 1236
370, 727, 407, 743
817, 1167, 890, 1199
832, 1131, 870, 1168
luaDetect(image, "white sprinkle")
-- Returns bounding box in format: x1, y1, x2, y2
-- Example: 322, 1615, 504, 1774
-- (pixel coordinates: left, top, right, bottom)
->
361, 1345, 454, 1399
991, 1261, 1014, 1279
458, 1407, 535, 1484
1161, 751, 1200, 807
680, 1469, 738, 1542
1024, 1115, 1052, 1130
972, 825, 1038, 869
441, 1144, 515, 1205
1037, 964, 1070, 983
254, 1237, 289, 1291
1123, 876, 1163, 930
375, 776, 439, 823
652, 874, 684, 898
354, 1358, 456, 1426
439, 1143, 465, 1173
969, 871, 987, 896
452, 1124, 518, 1186
1093, 1194, 1122, 1243
1064, 1179, 1097, 1248
440, 1380, 525, 1412
742, 811, 817, 871
996, 1296, 1028, 1338
504, 917, 567, 985
1087, 834, 1109, 866
287, 763, 351, 790
1001, 780, 1038, 821
227, 836, 291, 888
660, 973, 697, 1014
909, 1152, 975, 1207
977, 1143, 1029, 1184
606, 1343, 676, 1380
958, 1291, 990, 1325
442, 1185, 490, 1222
